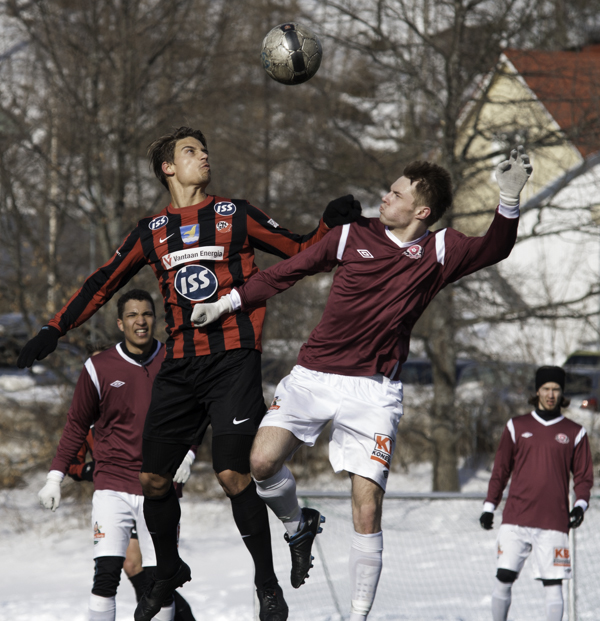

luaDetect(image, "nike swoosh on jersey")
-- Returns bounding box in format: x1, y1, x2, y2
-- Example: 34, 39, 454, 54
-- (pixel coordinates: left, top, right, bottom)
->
159, 233, 174, 243
233, 417, 250, 425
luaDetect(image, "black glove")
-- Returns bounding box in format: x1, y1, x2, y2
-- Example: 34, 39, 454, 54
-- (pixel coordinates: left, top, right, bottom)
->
17, 325, 61, 368
480, 512, 494, 530
569, 506, 584, 529
81, 461, 95, 482
323, 194, 362, 228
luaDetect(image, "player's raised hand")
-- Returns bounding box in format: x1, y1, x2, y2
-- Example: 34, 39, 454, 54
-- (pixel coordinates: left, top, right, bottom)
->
479, 511, 494, 530
495, 146, 532, 207
17, 325, 61, 368
39, 471, 64, 512
323, 195, 362, 228
191, 296, 233, 327
569, 506, 584, 529
174, 450, 195, 485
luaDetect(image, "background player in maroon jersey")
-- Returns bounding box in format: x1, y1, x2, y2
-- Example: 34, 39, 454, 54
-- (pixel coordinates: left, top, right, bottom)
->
479, 366, 593, 621
191, 148, 532, 619
18, 126, 360, 621
38, 289, 193, 621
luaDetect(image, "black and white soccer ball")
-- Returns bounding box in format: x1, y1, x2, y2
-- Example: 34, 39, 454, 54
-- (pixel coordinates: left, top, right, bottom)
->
260, 23, 322, 85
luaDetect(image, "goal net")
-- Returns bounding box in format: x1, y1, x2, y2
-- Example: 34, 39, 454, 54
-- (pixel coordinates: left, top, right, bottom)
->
261, 491, 599, 621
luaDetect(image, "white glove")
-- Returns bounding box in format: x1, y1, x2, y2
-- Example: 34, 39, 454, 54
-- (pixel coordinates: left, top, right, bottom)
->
173, 450, 195, 484
191, 295, 232, 327
39, 471, 64, 512
495, 145, 533, 206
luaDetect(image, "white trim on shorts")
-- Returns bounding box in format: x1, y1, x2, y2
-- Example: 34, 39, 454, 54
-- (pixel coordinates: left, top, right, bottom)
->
261, 365, 403, 490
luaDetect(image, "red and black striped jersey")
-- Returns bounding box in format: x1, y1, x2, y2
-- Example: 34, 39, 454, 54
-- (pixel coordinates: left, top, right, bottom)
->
48, 195, 330, 359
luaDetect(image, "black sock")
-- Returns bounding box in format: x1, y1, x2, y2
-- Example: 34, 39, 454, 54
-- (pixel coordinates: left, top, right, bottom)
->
229, 480, 277, 588
143, 485, 182, 580
173, 591, 197, 621
128, 568, 153, 602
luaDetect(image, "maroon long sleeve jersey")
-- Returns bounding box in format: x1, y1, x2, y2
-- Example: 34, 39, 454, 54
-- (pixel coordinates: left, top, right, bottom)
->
485, 412, 593, 533
47, 196, 329, 360
50, 342, 164, 495
236, 209, 518, 379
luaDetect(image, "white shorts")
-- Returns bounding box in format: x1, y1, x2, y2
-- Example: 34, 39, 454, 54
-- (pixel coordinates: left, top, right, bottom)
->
497, 523, 571, 580
261, 365, 403, 490
92, 489, 156, 566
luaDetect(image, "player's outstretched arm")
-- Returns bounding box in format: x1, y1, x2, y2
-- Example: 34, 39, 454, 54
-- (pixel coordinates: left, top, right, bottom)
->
495, 145, 533, 208
38, 471, 64, 512
17, 325, 62, 368
322, 195, 362, 228
191, 295, 233, 328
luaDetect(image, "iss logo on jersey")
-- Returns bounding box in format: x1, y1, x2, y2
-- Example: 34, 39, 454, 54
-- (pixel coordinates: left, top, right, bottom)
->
214, 201, 236, 216
370, 433, 393, 469
180, 224, 200, 244
555, 433, 570, 444
403, 244, 423, 259
216, 220, 232, 233
174, 265, 218, 301
148, 215, 168, 230
553, 548, 570, 567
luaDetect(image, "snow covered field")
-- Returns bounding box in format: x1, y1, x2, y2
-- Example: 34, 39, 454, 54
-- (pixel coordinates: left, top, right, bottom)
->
1, 467, 599, 620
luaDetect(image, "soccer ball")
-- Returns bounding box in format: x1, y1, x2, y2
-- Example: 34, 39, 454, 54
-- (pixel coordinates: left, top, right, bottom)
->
260, 23, 322, 85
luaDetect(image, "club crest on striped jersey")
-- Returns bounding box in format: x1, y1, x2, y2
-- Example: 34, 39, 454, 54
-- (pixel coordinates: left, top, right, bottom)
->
216, 220, 232, 233
555, 433, 569, 444
370, 433, 393, 469
174, 265, 218, 301
148, 215, 168, 230
214, 201, 236, 216
180, 224, 199, 244
403, 244, 423, 259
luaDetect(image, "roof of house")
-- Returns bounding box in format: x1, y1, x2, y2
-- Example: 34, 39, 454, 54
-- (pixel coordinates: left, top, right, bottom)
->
504, 46, 600, 157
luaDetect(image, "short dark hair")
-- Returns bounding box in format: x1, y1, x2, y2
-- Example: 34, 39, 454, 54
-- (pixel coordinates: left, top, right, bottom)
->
117, 289, 156, 319
148, 127, 208, 189
403, 161, 453, 226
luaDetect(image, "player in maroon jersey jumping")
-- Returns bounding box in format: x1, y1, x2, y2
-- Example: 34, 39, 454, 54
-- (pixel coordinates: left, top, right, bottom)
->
38, 289, 194, 621
192, 147, 532, 619
479, 365, 593, 621
18, 126, 360, 621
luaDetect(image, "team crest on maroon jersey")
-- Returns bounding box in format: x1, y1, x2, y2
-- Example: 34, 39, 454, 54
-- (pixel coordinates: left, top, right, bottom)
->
555, 433, 570, 444
216, 220, 232, 233
403, 244, 423, 259
148, 215, 168, 230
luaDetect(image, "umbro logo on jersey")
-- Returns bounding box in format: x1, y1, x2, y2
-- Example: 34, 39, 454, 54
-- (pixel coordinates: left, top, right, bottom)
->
521, 432, 533, 438
110, 380, 125, 388
148, 215, 168, 230
403, 244, 423, 259
216, 221, 232, 233
555, 433, 570, 444
370, 433, 392, 469
357, 249, 374, 258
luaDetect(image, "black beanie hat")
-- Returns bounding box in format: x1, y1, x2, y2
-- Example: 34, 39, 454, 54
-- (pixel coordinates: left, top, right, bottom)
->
535, 366, 565, 391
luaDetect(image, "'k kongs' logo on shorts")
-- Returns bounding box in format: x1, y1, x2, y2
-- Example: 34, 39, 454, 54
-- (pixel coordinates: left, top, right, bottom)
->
553, 548, 570, 567
174, 265, 218, 301
370, 433, 393, 469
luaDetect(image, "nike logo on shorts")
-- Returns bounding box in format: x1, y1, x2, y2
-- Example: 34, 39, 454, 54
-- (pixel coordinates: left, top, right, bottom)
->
233, 417, 250, 425
159, 233, 174, 243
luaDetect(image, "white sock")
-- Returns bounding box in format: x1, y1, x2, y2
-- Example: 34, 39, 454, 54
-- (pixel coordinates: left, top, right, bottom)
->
544, 584, 563, 621
88, 594, 116, 621
152, 598, 175, 621
348, 531, 383, 619
491, 578, 512, 621
255, 466, 303, 535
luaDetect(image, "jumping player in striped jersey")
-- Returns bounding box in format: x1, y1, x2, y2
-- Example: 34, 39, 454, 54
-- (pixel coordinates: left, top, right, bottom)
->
480, 366, 593, 621
18, 126, 361, 621
192, 148, 532, 619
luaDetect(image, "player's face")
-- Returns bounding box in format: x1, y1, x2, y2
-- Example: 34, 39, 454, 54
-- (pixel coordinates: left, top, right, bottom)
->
163, 137, 211, 189
117, 299, 156, 355
537, 381, 562, 411
379, 176, 429, 230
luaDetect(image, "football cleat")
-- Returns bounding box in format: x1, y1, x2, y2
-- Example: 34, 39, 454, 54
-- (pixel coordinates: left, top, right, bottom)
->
284, 507, 325, 588
134, 561, 191, 621
256, 580, 289, 621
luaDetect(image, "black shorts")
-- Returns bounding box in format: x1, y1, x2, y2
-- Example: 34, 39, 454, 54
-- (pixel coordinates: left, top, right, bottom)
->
142, 348, 265, 475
